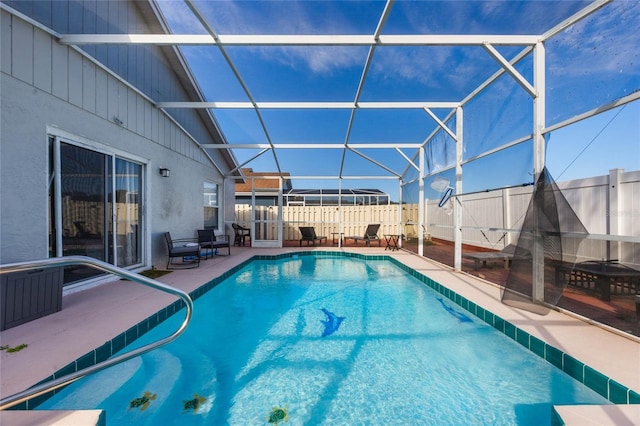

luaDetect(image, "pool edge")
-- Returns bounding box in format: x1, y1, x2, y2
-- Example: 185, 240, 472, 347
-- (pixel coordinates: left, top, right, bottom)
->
22, 250, 640, 410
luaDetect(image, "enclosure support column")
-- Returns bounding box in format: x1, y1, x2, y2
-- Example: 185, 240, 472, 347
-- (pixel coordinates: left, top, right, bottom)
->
453, 106, 463, 271
418, 146, 425, 257
338, 178, 343, 248
532, 41, 546, 302
398, 179, 403, 248
278, 177, 283, 247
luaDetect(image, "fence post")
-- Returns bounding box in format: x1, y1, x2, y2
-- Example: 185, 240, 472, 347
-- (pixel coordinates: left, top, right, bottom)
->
608, 168, 622, 261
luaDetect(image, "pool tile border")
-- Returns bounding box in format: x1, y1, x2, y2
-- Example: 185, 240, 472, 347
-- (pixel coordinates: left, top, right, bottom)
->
24, 251, 639, 410
385, 255, 640, 405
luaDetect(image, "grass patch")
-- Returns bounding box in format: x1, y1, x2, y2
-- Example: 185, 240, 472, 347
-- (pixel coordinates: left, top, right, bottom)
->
1, 344, 28, 353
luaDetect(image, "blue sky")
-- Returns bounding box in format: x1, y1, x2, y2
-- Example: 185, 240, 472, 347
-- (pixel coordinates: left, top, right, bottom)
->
157, 0, 639, 201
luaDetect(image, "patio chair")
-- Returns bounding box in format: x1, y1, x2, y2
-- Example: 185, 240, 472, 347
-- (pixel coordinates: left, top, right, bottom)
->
299, 226, 327, 247
163, 232, 200, 269
462, 243, 517, 270
345, 224, 382, 247
197, 229, 231, 258
232, 223, 251, 246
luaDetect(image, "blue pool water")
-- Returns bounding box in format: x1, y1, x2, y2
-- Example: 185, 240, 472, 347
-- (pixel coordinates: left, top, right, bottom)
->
39, 256, 609, 425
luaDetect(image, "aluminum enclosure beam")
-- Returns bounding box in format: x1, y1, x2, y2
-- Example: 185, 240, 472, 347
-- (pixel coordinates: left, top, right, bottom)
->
203, 143, 423, 149
182, 0, 283, 174
156, 101, 461, 109
59, 34, 541, 46
482, 43, 537, 98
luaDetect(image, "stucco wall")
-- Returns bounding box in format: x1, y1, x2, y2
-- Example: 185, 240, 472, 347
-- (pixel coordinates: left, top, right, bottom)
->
0, 8, 231, 272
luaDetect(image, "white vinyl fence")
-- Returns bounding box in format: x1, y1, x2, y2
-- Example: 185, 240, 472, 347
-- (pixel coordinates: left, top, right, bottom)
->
234, 169, 639, 268
235, 205, 401, 241
422, 168, 639, 268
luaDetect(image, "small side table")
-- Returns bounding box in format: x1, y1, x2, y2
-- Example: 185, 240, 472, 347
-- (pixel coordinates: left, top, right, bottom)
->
383, 234, 401, 251
331, 232, 344, 246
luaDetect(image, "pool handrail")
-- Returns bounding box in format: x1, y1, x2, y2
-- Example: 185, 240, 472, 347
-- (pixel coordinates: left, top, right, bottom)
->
0, 255, 194, 411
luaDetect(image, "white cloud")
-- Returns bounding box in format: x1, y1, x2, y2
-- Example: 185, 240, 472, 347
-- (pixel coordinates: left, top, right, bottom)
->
157, 0, 638, 92
155, 0, 207, 34
195, 0, 366, 74
547, 1, 640, 77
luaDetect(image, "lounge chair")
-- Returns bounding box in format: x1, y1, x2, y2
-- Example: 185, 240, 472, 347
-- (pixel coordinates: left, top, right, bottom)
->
345, 224, 382, 247
232, 223, 251, 246
163, 232, 200, 269
299, 226, 327, 247
197, 229, 231, 258
462, 244, 517, 270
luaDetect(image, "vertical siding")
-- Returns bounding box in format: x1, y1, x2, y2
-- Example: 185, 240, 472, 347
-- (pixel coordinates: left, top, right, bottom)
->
68, 52, 82, 107
5, 0, 223, 160
106, 75, 118, 122
51, 41, 69, 100
82, 58, 96, 114
68, 0, 83, 33
621, 175, 639, 237
31, 0, 52, 27
95, 70, 108, 119
81, 0, 97, 58
620, 174, 639, 265
1, 11, 12, 75
33, 29, 52, 92
12, 17, 33, 84
51, 0, 68, 32
0, 5, 232, 269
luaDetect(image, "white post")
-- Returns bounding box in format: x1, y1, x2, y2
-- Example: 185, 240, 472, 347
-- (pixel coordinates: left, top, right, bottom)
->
278, 176, 283, 247
338, 178, 342, 247
503, 187, 511, 246
418, 146, 425, 257
608, 168, 623, 261
454, 106, 463, 271
532, 41, 546, 302
398, 179, 403, 248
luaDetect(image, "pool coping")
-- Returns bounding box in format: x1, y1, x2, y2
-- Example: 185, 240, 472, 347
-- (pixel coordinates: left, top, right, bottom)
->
8, 249, 640, 413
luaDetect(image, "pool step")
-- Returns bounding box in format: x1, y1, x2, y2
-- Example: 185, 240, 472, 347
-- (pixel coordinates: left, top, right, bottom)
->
43, 357, 142, 409
0, 410, 105, 426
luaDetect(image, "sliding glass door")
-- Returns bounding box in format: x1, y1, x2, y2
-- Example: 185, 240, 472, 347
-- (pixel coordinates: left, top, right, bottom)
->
113, 159, 142, 267
49, 138, 143, 285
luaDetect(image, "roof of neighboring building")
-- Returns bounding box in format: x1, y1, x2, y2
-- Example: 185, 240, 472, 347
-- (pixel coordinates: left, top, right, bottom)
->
236, 169, 292, 193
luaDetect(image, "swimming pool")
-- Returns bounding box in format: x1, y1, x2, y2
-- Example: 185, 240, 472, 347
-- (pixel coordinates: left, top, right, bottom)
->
38, 254, 611, 425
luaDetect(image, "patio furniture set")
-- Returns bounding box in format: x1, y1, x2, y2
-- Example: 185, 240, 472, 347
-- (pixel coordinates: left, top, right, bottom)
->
163, 230, 231, 269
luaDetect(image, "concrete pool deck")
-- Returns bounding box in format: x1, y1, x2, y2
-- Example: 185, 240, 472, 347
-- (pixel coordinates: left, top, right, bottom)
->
1, 247, 639, 424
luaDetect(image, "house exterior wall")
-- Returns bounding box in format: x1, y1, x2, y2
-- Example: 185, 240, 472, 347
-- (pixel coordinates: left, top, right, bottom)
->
0, 5, 233, 272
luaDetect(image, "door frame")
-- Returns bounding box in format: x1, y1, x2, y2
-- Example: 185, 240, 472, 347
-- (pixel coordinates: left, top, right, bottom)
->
250, 176, 283, 248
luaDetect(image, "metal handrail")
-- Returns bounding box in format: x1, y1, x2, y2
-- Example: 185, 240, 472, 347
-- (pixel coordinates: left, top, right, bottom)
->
0, 256, 194, 410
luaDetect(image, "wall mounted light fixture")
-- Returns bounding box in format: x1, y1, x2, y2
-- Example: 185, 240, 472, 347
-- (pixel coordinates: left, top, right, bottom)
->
159, 167, 171, 178
113, 116, 124, 126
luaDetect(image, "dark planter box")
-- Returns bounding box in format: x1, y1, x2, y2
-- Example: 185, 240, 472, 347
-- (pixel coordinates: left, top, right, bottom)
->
1, 268, 64, 331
